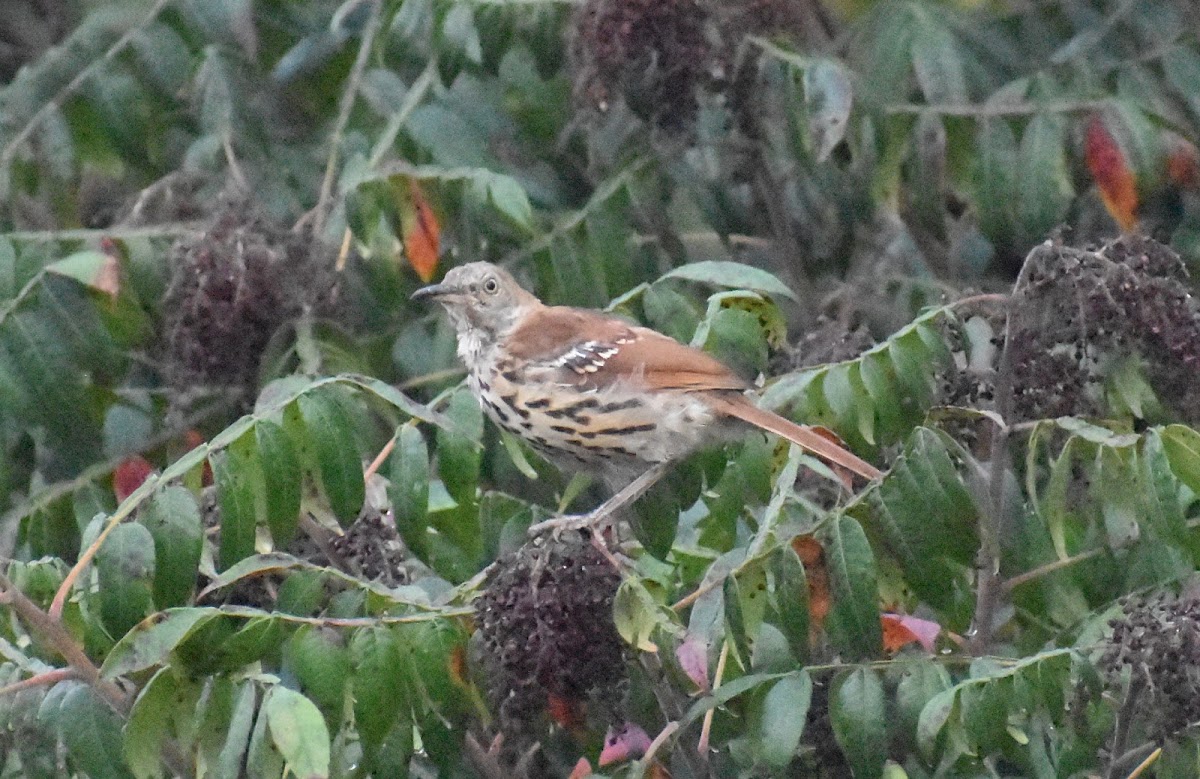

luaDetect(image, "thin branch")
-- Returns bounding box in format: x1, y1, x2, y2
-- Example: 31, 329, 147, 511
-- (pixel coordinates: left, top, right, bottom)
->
367, 58, 439, 168
0, 668, 77, 698
0, 572, 126, 711
312, 0, 386, 236
1003, 547, 1105, 591
698, 639, 730, 755
0, 0, 174, 168
1, 223, 204, 243
885, 98, 1106, 117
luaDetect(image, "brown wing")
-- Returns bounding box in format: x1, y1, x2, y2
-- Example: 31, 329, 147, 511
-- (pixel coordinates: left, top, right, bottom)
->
504, 305, 748, 392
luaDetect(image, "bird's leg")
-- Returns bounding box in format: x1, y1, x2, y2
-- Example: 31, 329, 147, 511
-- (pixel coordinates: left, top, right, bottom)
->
527, 462, 672, 536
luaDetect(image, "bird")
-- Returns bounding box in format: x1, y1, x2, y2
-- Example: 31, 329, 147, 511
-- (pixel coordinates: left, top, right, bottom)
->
413, 262, 881, 533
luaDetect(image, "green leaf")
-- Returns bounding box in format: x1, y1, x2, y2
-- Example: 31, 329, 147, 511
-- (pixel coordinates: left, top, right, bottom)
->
138, 486, 202, 608
214, 682, 257, 779
435, 388, 483, 507
103, 608, 222, 677
389, 424, 430, 559
831, 668, 888, 779
284, 626, 352, 711
973, 120, 1018, 244
1017, 113, 1074, 246
488, 175, 534, 233
661, 261, 798, 302
264, 686, 331, 779
213, 429, 262, 570
803, 59, 853, 162
45, 251, 116, 293
895, 662, 952, 744
60, 684, 135, 779
350, 627, 406, 751
756, 671, 812, 767
823, 515, 882, 658
911, 9, 967, 103
97, 522, 156, 638
1162, 424, 1200, 493
124, 668, 176, 779
256, 420, 301, 544
297, 389, 365, 524
769, 545, 810, 664
1097, 445, 1140, 550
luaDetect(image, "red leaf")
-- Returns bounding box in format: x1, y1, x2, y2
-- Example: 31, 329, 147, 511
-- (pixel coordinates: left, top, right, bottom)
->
599, 723, 652, 766
114, 456, 154, 502
402, 179, 440, 282
881, 613, 941, 653
1084, 113, 1139, 230
567, 758, 593, 779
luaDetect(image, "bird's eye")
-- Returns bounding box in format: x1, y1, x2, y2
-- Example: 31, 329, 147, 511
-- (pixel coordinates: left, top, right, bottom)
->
483, 278, 499, 294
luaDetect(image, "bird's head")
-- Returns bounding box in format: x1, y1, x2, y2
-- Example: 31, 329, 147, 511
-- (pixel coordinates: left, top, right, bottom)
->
411, 262, 537, 338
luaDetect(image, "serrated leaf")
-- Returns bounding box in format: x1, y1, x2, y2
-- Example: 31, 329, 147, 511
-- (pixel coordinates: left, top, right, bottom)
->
973, 119, 1018, 244
60, 685, 135, 779
213, 682, 257, 779
896, 662, 952, 744
823, 515, 882, 659
213, 429, 262, 570
435, 388, 483, 507
770, 545, 810, 664
389, 424, 430, 559
97, 522, 156, 638
284, 626, 351, 711
831, 668, 888, 779
124, 668, 177, 779
256, 420, 301, 545
265, 686, 330, 779
1018, 113, 1074, 245
103, 608, 222, 677
297, 389, 365, 524
350, 627, 406, 751
138, 485, 202, 608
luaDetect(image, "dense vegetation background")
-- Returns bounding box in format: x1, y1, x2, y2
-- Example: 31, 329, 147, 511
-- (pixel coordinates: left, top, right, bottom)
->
1, 0, 1199, 776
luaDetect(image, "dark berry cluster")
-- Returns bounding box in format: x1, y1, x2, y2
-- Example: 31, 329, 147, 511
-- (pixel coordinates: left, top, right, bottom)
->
569, 0, 711, 130
161, 204, 339, 397
1101, 594, 1200, 742
474, 532, 627, 737
1005, 236, 1200, 422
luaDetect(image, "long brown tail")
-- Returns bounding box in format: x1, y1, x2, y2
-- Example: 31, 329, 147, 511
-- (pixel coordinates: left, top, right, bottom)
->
705, 394, 883, 482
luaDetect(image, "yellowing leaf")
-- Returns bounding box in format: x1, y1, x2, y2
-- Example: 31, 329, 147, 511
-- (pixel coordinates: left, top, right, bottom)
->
1084, 113, 1138, 230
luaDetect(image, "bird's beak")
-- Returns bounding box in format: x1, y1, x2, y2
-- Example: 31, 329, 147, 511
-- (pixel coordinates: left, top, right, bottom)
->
411, 282, 457, 302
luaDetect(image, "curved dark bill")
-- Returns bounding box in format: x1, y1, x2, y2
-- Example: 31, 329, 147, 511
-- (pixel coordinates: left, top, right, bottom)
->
411, 283, 453, 301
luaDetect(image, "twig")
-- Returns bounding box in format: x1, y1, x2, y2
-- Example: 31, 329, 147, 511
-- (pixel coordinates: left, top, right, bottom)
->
367, 58, 439, 168
1124, 746, 1162, 779
698, 640, 730, 755
1105, 676, 1145, 779
363, 435, 395, 481
0, 573, 126, 711
0, 668, 77, 698
639, 721, 679, 770
0, 0, 173, 168
312, 0, 385, 236
1002, 547, 1105, 591
885, 98, 1106, 117
1, 223, 204, 243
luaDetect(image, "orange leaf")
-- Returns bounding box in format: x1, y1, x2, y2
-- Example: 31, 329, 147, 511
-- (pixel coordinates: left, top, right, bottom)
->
1084, 113, 1139, 231
881, 613, 941, 653
402, 179, 440, 282
647, 762, 674, 779
567, 758, 593, 779
448, 644, 470, 690
791, 534, 831, 636
114, 456, 154, 502
95, 238, 122, 300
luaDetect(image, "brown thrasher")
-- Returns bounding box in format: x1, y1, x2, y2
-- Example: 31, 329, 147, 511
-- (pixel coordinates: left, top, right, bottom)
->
413, 262, 881, 533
